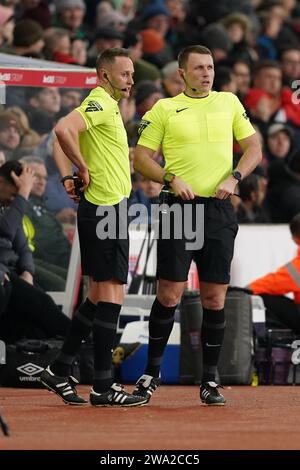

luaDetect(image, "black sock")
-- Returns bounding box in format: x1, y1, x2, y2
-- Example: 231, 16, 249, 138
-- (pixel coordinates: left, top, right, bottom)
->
145, 297, 176, 378
52, 298, 96, 376
201, 308, 225, 383
93, 301, 121, 393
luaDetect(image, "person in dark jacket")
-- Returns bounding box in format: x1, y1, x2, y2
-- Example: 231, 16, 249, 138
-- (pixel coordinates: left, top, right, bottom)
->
0, 160, 70, 343
267, 149, 300, 223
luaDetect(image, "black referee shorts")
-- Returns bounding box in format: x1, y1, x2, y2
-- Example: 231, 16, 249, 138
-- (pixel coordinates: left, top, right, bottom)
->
157, 195, 238, 284
77, 196, 129, 284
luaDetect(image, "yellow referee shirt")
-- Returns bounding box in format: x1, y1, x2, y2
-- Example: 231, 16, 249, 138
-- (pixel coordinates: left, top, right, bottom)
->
76, 87, 131, 205
138, 91, 255, 197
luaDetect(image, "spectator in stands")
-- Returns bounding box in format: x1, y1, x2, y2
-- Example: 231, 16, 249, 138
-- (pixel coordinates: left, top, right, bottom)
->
248, 212, 300, 334
214, 66, 237, 93
0, 112, 23, 161
21, 156, 71, 269
86, 27, 124, 67
43, 27, 75, 64
129, 173, 161, 225
71, 38, 87, 65
232, 60, 251, 99
5, 106, 41, 155
10, 19, 45, 57
0, 160, 70, 342
252, 60, 300, 127
236, 173, 270, 223
96, 9, 128, 31
58, 88, 83, 118
123, 30, 161, 85
265, 123, 294, 163
220, 12, 257, 64
161, 61, 184, 97
257, 10, 283, 60
141, 1, 171, 38
134, 80, 164, 121
200, 23, 232, 63
140, 28, 174, 68
279, 47, 300, 88
26, 87, 61, 135
53, 0, 89, 41
267, 148, 300, 223
0, 151, 6, 167
243, 87, 274, 137
0, 4, 14, 47
17, 0, 52, 29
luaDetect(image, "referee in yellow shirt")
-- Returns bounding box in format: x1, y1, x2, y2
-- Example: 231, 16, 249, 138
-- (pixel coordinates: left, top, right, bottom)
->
40, 48, 146, 408
133, 45, 262, 405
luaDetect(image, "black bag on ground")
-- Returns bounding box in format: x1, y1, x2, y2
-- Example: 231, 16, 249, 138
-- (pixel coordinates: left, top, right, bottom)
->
218, 288, 253, 385
179, 290, 203, 384
0, 338, 80, 388
179, 287, 254, 385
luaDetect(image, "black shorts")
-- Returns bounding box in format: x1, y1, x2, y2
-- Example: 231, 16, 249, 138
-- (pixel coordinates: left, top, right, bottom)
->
77, 196, 129, 284
157, 195, 238, 284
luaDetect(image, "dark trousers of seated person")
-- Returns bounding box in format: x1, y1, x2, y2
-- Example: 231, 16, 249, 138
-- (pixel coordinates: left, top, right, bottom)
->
261, 294, 300, 334
0, 273, 70, 343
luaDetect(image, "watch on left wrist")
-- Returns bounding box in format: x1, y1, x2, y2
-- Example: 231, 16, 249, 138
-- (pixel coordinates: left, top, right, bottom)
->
163, 172, 176, 188
232, 170, 242, 183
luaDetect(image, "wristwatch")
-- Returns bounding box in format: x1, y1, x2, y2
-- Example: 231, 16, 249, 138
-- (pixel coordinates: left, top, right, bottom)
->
232, 170, 242, 182
163, 172, 176, 188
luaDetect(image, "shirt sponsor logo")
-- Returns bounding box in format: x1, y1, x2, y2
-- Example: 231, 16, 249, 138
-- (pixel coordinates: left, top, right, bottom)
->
243, 111, 249, 120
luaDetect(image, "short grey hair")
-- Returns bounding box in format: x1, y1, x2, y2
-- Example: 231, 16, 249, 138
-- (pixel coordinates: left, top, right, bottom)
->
162, 61, 179, 78
20, 156, 45, 166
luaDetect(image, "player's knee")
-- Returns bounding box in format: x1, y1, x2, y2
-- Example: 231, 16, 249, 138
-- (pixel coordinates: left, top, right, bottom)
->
202, 294, 224, 310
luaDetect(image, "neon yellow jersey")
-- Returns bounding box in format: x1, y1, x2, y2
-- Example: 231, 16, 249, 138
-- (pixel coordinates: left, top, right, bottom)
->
23, 215, 35, 252
138, 91, 255, 197
76, 87, 131, 205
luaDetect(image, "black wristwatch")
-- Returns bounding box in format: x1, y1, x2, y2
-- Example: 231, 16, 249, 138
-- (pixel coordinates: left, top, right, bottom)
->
232, 170, 242, 182
163, 172, 176, 188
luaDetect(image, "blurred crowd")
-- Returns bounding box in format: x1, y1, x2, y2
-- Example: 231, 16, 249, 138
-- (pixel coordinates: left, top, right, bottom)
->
1, 0, 300, 228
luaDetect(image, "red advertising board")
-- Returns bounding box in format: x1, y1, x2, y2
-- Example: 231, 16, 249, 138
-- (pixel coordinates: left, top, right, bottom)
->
0, 68, 98, 88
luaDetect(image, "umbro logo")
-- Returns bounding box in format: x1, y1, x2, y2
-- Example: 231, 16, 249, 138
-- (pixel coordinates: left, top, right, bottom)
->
85, 101, 103, 112
176, 107, 189, 113
17, 363, 44, 376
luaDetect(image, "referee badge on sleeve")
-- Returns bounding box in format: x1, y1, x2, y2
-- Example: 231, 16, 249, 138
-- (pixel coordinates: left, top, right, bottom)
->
85, 101, 103, 112
138, 119, 150, 135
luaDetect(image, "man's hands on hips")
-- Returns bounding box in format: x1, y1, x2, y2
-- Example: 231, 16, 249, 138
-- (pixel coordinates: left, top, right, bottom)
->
214, 175, 238, 200
63, 167, 90, 203
170, 176, 195, 200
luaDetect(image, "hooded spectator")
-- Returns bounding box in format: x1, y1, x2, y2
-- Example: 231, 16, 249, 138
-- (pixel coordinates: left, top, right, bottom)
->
11, 19, 44, 56
142, 1, 170, 37
200, 23, 232, 63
